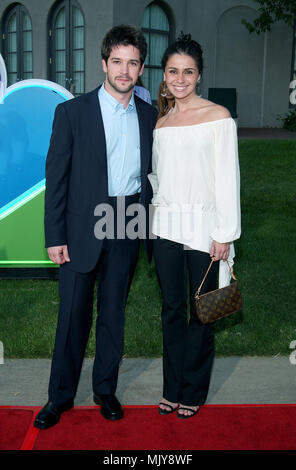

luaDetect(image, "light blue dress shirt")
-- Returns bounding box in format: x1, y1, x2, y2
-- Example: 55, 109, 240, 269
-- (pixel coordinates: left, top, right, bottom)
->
134, 85, 152, 104
98, 83, 141, 197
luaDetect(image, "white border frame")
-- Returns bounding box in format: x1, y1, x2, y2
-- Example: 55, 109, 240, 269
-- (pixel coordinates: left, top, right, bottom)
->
0, 53, 74, 103
4, 78, 74, 100
0, 54, 8, 102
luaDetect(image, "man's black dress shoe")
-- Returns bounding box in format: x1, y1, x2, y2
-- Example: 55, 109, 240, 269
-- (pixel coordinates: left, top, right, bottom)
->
93, 393, 123, 420
33, 400, 74, 429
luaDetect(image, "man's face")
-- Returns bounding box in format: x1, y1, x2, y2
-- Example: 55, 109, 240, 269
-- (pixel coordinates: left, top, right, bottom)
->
102, 45, 144, 95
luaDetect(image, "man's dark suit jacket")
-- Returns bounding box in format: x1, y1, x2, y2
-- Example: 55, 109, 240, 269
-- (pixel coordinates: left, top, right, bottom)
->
44, 86, 158, 273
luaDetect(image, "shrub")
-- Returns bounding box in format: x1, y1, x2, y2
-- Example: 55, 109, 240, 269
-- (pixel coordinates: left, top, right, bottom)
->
279, 108, 296, 132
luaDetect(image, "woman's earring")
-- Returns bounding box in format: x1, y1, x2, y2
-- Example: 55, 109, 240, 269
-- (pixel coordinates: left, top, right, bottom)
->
160, 82, 168, 97
196, 76, 202, 97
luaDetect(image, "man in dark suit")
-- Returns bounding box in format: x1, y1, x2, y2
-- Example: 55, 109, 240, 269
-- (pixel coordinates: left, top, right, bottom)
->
34, 25, 158, 429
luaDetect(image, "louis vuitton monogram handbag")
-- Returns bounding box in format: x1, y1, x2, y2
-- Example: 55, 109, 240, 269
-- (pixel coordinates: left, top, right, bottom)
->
194, 259, 243, 324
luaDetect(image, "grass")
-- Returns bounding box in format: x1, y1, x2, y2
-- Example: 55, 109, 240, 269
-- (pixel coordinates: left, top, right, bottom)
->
0, 139, 295, 358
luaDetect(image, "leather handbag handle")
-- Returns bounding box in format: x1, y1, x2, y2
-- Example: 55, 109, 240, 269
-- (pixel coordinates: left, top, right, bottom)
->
195, 259, 237, 298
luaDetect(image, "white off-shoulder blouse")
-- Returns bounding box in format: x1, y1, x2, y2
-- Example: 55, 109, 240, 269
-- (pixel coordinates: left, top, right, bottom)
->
148, 117, 241, 287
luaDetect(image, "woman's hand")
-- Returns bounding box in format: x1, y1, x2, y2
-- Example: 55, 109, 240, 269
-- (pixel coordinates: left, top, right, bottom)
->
210, 240, 230, 261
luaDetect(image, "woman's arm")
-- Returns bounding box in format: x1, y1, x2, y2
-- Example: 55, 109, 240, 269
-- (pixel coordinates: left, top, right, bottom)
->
210, 116, 241, 258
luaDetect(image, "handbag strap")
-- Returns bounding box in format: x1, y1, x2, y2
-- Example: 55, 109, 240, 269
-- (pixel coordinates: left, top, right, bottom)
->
195, 259, 237, 298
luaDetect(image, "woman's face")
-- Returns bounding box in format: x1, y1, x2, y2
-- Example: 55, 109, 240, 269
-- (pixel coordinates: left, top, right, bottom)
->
164, 53, 200, 100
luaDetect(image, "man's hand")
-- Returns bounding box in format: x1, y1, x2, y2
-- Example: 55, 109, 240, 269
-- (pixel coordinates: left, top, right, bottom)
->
47, 245, 70, 265
210, 240, 230, 261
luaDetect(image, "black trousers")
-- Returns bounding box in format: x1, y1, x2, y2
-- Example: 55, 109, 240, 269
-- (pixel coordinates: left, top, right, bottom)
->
153, 237, 219, 406
48, 194, 140, 406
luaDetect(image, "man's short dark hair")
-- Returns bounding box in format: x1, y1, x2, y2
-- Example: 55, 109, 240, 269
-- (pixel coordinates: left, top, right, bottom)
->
101, 24, 147, 66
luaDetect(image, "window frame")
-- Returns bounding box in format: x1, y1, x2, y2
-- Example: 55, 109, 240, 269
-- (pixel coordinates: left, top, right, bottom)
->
48, 0, 85, 96
2, 4, 33, 85
141, 0, 175, 103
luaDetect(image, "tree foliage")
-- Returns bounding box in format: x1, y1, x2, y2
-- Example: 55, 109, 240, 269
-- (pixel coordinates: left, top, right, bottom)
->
242, 0, 296, 34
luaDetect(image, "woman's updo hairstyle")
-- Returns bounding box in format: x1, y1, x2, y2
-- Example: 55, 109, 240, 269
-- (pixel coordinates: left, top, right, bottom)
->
161, 32, 203, 76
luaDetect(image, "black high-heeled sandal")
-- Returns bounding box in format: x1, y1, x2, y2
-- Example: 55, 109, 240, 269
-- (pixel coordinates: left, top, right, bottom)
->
177, 406, 200, 419
158, 402, 179, 415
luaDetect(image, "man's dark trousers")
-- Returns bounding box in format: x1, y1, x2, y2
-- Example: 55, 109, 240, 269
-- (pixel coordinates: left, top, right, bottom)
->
48, 194, 140, 407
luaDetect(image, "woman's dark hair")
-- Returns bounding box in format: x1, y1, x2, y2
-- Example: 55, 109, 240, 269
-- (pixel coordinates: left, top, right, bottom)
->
157, 80, 175, 118
101, 24, 147, 66
161, 32, 203, 75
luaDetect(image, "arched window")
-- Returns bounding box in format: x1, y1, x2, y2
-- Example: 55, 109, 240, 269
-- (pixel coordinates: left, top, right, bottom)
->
2, 4, 33, 86
49, 0, 85, 96
141, 1, 173, 102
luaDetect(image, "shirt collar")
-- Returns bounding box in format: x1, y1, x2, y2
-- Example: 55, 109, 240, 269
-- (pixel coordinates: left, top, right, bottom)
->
99, 82, 135, 113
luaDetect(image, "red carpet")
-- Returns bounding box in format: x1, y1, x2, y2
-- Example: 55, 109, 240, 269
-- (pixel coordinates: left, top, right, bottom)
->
1, 405, 296, 450
0, 407, 35, 450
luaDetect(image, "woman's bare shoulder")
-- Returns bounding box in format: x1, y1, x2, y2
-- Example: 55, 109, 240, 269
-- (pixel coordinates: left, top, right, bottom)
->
202, 102, 231, 120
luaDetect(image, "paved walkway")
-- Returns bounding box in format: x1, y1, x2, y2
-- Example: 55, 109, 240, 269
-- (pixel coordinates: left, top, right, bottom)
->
0, 356, 295, 407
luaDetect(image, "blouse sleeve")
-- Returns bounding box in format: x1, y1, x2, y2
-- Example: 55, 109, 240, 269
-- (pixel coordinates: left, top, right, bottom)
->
210, 119, 241, 243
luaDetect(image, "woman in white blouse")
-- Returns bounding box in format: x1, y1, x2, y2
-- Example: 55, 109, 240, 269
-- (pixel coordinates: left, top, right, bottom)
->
149, 33, 241, 419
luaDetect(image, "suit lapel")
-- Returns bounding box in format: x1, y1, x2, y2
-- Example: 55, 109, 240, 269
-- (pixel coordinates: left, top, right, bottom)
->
85, 86, 107, 164
83, 86, 109, 196
134, 95, 149, 178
